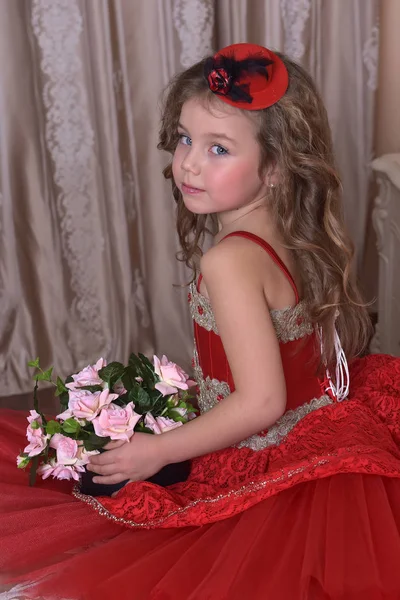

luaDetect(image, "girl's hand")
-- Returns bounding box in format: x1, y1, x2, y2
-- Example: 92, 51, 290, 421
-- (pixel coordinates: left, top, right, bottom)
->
86, 432, 166, 485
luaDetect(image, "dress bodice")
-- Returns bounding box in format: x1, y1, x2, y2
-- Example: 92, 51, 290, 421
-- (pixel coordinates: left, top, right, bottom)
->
188, 231, 332, 451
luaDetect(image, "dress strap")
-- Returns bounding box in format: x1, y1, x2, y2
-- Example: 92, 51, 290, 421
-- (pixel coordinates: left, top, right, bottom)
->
220, 231, 300, 304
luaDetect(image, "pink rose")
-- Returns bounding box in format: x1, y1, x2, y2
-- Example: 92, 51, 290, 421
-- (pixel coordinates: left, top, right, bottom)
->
93, 402, 141, 441
50, 433, 79, 464
57, 388, 119, 422
38, 436, 99, 481
52, 463, 84, 481
38, 461, 58, 480
153, 355, 195, 396
24, 421, 48, 458
144, 413, 183, 434
27, 409, 42, 425
66, 357, 107, 390
38, 460, 84, 482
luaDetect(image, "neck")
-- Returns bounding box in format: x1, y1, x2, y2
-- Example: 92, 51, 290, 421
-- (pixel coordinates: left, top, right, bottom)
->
217, 197, 267, 232
215, 201, 279, 244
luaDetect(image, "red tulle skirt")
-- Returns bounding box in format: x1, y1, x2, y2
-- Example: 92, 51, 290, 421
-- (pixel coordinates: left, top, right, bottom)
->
1, 354, 400, 600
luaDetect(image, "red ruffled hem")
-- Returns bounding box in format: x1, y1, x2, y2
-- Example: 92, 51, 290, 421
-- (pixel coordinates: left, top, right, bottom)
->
1, 473, 400, 599
0, 354, 399, 598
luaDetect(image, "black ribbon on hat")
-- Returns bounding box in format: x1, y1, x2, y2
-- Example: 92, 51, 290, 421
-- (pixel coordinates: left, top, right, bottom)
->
204, 54, 273, 104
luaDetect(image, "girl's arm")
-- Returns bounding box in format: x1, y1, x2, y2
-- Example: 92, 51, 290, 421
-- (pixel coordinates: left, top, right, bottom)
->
158, 237, 287, 464
89, 237, 288, 483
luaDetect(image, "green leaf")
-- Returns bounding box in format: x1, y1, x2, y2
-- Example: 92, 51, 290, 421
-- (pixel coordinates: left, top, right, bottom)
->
55, 376, 68, 397
45, 420, 62, 435
62, 418, 81, 434
128, 386, 154, 414
83, 434, 110, 452
30, 420, 40, 430
98, 362, 125, 388
121, 367, 137, 392
135, 422, 154, 435
28, 358, 40, 369
183, 402, 198, 414
36, 367, 53, 382
138, 353, 157, 381
169, 415, 186, 423
79, 385, 104, 393
58, 390, 69, 409
17, 455, 30, 469
128, 354, 152, 386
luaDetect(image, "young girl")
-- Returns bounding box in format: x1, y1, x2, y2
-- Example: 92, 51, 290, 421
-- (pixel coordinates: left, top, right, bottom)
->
1, 43, 400, 600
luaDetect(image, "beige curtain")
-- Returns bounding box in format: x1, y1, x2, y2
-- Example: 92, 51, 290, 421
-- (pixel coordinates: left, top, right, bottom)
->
375, 0, 400, 156
0, 0, 381, 396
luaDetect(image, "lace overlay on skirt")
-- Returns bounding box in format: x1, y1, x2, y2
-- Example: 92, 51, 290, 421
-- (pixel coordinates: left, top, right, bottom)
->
67, 354, 400, 533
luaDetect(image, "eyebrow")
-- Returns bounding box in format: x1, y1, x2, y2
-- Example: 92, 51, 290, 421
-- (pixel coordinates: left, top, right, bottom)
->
178, 122, 236, 144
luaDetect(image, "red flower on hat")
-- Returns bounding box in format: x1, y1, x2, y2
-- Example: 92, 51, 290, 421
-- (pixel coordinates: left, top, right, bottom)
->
207, 68, 231, 95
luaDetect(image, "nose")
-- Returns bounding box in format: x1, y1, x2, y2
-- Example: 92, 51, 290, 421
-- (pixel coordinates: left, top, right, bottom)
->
181, 147, 201, 176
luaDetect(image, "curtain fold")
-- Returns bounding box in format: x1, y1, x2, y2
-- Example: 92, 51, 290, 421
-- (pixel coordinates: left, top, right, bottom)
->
0, 0, 385, 396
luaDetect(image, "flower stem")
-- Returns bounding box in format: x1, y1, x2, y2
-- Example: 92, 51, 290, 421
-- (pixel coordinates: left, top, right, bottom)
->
33, 380, 39, 413
29, 455, 40, 487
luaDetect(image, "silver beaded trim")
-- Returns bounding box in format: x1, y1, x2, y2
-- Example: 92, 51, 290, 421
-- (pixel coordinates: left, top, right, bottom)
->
193, 338, 231, 413
188, 282, 314, 342
72, 449, 355, 528
236, 395, 333, 451
188, 281, 219, 334
270, 301, 314, 342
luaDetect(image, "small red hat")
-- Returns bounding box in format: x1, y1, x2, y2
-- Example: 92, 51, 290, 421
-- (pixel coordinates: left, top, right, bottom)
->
204, 43, 289, 110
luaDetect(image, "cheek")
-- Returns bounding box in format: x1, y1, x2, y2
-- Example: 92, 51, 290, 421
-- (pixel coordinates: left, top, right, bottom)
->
172, 144, 187, 178
171, 150, 180, 181
210, 160, 260, 192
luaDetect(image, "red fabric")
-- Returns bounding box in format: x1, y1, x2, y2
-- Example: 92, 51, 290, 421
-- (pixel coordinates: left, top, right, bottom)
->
209, 43, 289, 111
196, 231, 322, 410
0, 230, 400, 598
1, 356, 400, 599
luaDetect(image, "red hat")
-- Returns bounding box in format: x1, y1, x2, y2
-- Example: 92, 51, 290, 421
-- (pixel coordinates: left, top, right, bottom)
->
204, 43, 288, 110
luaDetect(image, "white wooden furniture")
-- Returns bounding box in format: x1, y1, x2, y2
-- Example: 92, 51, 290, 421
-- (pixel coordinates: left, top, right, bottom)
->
370, 153, 400, 356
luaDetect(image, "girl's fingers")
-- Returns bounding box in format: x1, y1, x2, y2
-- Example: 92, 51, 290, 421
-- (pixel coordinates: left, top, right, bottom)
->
87, 462, 118, 475
103, 439, 126, 450
89, 451, 119, 466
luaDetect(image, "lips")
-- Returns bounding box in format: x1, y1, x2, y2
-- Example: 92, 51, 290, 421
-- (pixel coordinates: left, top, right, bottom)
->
181, 183, 204, 194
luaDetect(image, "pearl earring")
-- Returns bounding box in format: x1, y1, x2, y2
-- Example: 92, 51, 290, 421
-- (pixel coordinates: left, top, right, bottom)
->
269, 183, 275, 188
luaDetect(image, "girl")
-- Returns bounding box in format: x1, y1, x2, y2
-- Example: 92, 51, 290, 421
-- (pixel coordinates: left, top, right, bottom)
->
1, 43, 400, 600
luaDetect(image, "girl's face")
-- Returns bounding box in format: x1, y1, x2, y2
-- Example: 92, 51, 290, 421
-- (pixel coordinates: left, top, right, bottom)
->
172, 97, 268, 217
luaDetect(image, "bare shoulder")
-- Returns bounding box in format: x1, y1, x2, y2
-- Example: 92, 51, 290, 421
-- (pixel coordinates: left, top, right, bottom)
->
199, 235, 286, 410
200, 235, 266, 286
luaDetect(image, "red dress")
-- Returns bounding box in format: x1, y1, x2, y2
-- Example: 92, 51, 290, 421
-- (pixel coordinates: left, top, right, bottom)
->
1, 231, 400, 599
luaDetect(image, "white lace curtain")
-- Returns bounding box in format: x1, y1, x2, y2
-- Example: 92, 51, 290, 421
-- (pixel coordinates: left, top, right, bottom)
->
0, 0, 380, 396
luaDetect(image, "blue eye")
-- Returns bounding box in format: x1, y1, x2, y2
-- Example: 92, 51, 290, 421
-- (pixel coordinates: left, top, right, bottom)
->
210, 144, 228, 156
179, 134, 192, 146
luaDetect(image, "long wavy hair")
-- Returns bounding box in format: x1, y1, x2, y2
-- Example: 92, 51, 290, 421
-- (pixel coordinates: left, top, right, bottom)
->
158, 52, 372, 369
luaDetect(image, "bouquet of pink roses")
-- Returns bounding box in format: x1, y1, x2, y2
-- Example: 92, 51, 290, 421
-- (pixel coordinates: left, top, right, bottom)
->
18, 353, 197, 486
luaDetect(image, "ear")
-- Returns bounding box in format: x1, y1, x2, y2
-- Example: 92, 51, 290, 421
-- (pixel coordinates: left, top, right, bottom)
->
262, 162, 280, 188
